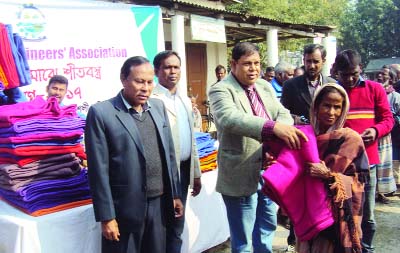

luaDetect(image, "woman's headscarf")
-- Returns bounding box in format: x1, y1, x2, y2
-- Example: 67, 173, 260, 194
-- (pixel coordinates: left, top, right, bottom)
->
310, 83, 350, 135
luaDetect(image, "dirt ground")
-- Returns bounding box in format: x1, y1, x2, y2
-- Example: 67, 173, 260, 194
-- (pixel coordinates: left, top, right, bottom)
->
204, 189, 400, 253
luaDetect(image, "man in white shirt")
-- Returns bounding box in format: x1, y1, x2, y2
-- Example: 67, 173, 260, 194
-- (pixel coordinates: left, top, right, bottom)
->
151, 50, 202, 253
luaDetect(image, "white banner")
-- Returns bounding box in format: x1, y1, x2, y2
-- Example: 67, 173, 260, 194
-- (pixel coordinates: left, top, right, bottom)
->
0, 0, 164, 112
190, 14, 226, 43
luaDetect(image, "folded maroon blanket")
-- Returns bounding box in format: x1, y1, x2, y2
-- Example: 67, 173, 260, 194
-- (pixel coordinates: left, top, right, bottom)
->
0, 154, 81, 190
262, 125, 334, 241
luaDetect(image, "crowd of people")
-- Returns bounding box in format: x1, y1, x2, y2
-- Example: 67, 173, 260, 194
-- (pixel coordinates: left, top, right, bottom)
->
6, 41, 397, 253
208, 42, 398, 253
82, 42, 399, 253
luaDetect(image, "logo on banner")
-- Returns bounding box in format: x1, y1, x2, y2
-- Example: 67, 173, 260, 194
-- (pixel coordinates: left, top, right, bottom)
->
16, 3, 47, 41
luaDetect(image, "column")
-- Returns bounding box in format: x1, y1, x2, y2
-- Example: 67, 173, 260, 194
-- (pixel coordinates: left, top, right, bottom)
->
266, 29, 279, 67
322, 36, 337, 77
171, 14, 187, 97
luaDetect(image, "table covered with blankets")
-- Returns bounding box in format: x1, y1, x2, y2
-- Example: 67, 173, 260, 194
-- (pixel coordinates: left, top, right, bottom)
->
0, 101, 229, 253
0, 96, 91, 216
195, 132, 218, 173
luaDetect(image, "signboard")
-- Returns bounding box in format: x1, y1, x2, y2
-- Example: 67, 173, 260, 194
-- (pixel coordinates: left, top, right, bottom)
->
190, 14, 226, 43
0, 0, 164, 112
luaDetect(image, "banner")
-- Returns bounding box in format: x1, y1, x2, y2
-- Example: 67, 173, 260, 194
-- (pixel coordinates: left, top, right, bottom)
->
190, 14, 226, 43
0, 0, 164, 112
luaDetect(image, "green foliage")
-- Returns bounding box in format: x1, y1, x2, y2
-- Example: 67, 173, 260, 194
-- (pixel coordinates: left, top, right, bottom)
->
339, 0, 400, 66
226, 0, 346, 27
226, 0, 400, 67
226, 0, 347, 59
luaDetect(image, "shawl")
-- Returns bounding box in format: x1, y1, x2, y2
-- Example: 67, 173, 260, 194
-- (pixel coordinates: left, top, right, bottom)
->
317, 127, 369, 253
310, 83, 369, 253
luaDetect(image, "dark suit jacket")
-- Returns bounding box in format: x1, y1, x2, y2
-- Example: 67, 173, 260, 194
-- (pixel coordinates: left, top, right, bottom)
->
281, 74, 336, 120
85, 93, 180, 231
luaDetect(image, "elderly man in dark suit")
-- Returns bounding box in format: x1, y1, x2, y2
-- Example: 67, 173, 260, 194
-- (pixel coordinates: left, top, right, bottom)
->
85, 56, 183, 253
281, 44, 336, 124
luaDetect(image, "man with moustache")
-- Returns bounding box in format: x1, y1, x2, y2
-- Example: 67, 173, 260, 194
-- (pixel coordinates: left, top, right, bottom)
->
281, 44, 335, 124
85, 56, 183, 253
46, 75, 69, 104
208, 42, 307, 253
151, 50, 202, 253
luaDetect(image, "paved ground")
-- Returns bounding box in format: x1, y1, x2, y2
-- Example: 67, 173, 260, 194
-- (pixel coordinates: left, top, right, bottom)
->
204, 190, 400, 253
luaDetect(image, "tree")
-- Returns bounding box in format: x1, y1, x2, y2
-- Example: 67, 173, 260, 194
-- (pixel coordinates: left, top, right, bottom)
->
226, 0, 347, 66
339, 0, 400, 66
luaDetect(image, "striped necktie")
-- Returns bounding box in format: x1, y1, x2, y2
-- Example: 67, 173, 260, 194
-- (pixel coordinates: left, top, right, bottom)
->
247, 88, 269, 119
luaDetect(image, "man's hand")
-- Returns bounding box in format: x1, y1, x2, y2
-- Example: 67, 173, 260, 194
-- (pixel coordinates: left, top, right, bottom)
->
263, 152, 277, 169
307, 161, 331, 179
361, 128, 377, 146
101, 219, 120, 241
273, 122, 308, 149
173, 198, 184, 218
191, 178, 202, 197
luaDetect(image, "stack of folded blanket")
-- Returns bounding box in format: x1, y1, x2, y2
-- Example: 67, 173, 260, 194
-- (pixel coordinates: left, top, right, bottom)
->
0, 96, 91, 216
195, 132, 218, 173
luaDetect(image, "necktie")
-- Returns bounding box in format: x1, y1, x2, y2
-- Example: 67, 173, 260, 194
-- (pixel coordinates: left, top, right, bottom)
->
247, 88, 269, 119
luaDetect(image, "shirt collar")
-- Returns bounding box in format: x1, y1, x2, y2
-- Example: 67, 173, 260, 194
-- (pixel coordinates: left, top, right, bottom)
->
156, 83, 180, 99
337, 76, 365, 88
306, 74, 322, 87
120, 91, 151, 112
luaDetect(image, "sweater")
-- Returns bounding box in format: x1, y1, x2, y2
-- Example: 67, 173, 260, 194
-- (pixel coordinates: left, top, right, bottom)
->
343, 80, 394, 164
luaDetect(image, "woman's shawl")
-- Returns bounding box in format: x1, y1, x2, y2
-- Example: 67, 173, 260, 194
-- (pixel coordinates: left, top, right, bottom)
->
262, 125, 334, 241
317, 127, 369, 253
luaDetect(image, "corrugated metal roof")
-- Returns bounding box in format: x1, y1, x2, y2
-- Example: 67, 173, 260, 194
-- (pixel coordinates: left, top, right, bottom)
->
129, 0, 335, 45
364, 57, 400, 73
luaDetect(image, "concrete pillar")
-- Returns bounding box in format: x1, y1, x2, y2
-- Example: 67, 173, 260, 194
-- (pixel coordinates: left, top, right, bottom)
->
171, 14, 187, 97
322, 36, 337, 77
266, 29, 279, 67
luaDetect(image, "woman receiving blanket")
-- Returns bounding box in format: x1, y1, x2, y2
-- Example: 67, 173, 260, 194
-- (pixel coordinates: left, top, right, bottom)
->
298, 83, 370, 253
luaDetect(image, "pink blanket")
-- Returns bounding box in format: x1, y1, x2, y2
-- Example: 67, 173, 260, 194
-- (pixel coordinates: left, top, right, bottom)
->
0, 96, 77, 127
262, 125, 333, 241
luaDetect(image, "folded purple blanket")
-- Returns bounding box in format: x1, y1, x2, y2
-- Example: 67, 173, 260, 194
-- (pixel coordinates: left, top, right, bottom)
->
0, 96, 77, 127
0, 170, 91, 213
0, 130, 84, 144
0, 137, 83, 148
0, 117, 85, 135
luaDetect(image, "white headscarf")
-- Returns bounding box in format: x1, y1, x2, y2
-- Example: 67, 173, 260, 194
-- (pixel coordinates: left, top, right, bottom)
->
310, 83, 350, 135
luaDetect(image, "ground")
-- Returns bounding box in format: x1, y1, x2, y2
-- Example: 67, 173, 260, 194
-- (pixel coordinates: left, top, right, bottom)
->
204, 190, 400, 253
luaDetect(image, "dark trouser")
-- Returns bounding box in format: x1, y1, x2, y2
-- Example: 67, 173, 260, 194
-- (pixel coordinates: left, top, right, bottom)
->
362, 165, 377, 253
102, 196, 166, 253
287, 222, 295, 245
166, 159, 191, 253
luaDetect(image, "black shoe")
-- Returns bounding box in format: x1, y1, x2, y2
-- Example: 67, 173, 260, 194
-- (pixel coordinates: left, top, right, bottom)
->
377, 193, 391, 204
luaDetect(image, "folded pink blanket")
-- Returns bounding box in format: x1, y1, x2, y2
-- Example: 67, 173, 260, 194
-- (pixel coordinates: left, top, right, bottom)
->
262, 125, 333, 241
0, 96, 77, 127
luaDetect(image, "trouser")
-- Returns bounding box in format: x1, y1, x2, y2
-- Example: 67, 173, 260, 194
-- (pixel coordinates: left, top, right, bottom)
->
102, 196, 166, 253
222, 177, 277, 253
361, 165, 377, 253
166, 159, 191, 253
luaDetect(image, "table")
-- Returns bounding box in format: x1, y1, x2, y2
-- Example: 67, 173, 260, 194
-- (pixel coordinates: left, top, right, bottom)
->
0, 169, 229, 253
